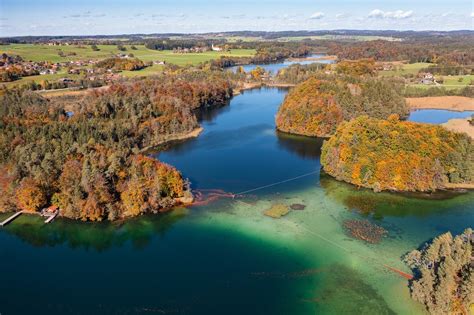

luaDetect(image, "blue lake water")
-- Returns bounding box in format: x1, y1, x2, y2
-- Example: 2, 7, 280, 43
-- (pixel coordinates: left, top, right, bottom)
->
408, 109, 474, 124
228, 54, 333, 74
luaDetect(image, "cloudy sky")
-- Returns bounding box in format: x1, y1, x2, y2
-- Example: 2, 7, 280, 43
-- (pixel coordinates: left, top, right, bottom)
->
0, 0, 473, 36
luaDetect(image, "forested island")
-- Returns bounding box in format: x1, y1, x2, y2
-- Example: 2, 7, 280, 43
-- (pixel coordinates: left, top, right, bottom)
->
273, 57, 473, 192
275, 68, 408, 137
320, 115, 473, 192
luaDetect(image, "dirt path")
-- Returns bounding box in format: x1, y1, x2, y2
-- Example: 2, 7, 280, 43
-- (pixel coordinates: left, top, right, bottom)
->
406, 96, 474, 111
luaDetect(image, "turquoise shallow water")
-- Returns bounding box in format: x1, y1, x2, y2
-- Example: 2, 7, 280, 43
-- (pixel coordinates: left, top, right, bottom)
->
0, 87, 473, 314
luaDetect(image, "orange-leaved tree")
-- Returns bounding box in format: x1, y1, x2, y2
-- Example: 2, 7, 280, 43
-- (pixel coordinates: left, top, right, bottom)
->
321, 115, 473, 192
15, 177, 46, 212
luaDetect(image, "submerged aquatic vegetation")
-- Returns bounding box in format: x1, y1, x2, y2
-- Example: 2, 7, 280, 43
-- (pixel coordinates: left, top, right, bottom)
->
290, 203, 306, 210
315, 264, 396, 314
343, 219, 388, 244
264, 203, 290, 218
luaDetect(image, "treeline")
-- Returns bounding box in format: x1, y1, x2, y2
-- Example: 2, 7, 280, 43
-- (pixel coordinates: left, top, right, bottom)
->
275, 74, 408, 137
404, 229, 473, 314
274, 63, 328, 84
420, 64, 474, 76
321, 115, 474, 192
252, 44, 311, 64
329, 38, 474, 65
95, 57, 146, 71
209, 42, 315, 69
145, 39, 218, 50
403, 85, 474, 98
0, 72, 232, 221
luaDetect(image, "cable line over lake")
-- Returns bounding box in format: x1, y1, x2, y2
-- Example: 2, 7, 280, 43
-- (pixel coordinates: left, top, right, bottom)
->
234, 169, 319, 196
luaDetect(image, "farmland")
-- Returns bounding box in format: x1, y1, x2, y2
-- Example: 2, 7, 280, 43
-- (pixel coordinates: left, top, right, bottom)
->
0, 44, 255, 65
0, 44, 255, 86
379, 62, 432, 76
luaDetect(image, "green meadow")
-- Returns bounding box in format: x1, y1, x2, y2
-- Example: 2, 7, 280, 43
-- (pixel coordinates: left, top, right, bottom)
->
1, 44, 255, 65
379, 62, 432, 77
442, 74, 474, 86
0, 44, 255, 86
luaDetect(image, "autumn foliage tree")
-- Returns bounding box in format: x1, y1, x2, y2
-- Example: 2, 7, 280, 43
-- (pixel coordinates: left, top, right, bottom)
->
321, 115, 474, 192
335, 59, 376, 76
15, 177, 46, 212
96, 57, 145, 71
276, 75, 408, 137
0, 71, 232, 220
276, 78, 343, 137
404, 229, 473, 314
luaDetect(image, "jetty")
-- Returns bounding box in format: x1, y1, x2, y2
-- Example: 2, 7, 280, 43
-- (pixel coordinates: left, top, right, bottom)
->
43, 210, 58, 224
0, 206, 60, 227
0, 211, 24, 227
41, 205, 59, 224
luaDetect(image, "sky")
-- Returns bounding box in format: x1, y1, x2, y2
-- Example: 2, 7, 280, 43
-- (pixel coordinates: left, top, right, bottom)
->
0, 0, 473, 36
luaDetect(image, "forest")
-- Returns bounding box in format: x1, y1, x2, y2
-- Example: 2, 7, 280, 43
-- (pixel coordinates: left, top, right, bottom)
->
328, 37, 474, 65
320, 115, 474, 192
95, 57, 146, 71
274, 63, 327, 84
275, 68, 408, 137
144, 39, 218, 51
0, 71, 233, 220
404, 229, 473, 314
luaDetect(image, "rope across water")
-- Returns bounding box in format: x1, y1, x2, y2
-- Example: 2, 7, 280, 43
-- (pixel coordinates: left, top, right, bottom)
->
234, 169, 319, 196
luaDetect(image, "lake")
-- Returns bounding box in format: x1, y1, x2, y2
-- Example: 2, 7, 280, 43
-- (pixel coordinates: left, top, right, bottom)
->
1, 76, 473, 314
408, 109, 474, 124
228, 54, 333, 74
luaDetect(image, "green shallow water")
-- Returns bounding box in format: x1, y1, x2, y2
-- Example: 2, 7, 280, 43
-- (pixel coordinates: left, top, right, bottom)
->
1, 87, 473, 314
2, 179, 472, 314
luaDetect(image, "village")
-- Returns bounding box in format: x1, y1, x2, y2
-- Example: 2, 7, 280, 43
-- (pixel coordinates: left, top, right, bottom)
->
0, 41, 230, 87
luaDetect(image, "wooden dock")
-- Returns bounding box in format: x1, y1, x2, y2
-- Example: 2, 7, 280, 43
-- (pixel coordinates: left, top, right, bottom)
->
44, 210, 58, 224
0, 211, 24, 227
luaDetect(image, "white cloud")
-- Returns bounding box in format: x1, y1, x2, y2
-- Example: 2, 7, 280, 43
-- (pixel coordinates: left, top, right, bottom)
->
471, 12, 474, 17
368, 9, 413, 19
335, 13, 348, 19
310, 12, 325, 19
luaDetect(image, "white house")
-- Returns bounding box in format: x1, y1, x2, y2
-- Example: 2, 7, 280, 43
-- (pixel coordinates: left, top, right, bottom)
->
211, 44, 222, 52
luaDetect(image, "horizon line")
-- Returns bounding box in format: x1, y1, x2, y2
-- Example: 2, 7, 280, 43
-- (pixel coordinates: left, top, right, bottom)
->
1, 29, 474, 39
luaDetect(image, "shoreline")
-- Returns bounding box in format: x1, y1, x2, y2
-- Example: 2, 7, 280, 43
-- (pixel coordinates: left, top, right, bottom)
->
234, 82, 295, 95
287, 55, 338, 62
406, 96, 474, 112
141, 127, 204, 152
442, 118, 474, 139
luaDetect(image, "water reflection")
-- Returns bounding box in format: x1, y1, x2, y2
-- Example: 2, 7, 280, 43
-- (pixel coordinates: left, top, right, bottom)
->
319, 174, 473, 220
228, 54, 334, 74
195, 100, 232, 123
276, 130, 325, 160
2, 208, 188, 251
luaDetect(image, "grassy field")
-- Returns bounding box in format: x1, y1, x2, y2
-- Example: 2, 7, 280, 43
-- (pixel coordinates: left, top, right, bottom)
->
379, 63, 473, 91
0, 70, 82, 88
1, 44, 255, 65
0, 44, 255, 87
379, 62, 432, 77
442, 74, 474, 86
